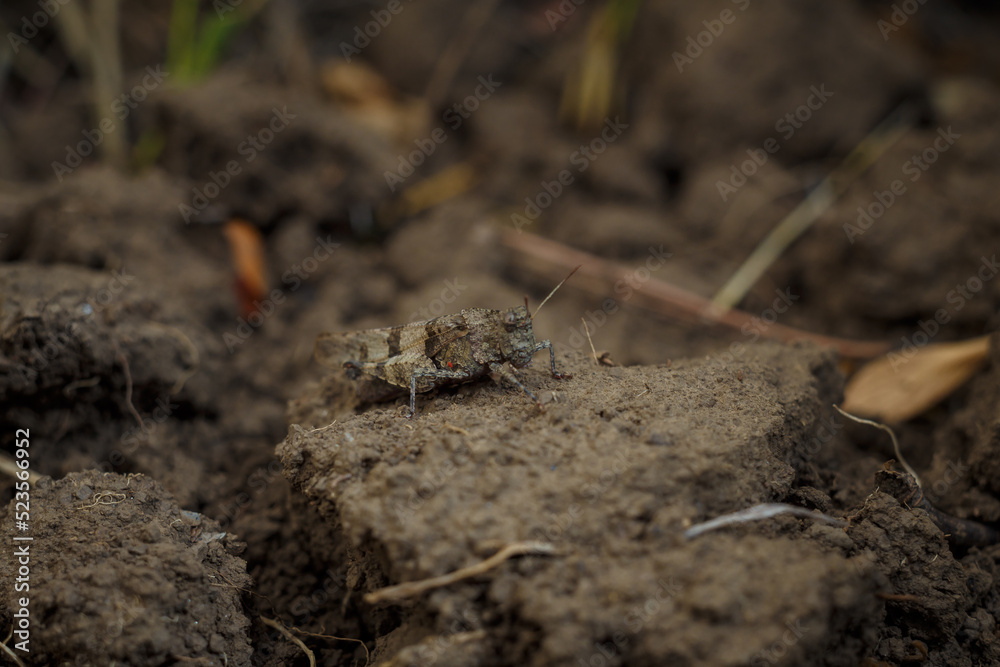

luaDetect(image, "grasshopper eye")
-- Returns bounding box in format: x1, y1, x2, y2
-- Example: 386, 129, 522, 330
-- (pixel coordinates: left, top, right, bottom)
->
503, 310, 518, 327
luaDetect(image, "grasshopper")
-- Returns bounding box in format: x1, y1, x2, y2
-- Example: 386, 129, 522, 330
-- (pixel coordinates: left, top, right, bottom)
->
315, 268, 578, 417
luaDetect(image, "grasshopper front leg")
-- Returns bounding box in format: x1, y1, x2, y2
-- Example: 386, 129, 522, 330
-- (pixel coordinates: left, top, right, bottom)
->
533, 339, 572, 380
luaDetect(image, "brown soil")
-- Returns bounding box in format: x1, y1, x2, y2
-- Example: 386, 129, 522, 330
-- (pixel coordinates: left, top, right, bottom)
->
0, 470, 252, 664
2, 0, 1000, 665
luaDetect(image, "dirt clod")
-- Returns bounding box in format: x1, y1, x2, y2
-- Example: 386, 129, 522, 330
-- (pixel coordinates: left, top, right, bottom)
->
278, 344, 889, 666
0, 470, 252, 665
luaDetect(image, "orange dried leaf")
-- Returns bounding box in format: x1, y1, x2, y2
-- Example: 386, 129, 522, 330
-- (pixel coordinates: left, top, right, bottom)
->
319, 60, 429, 144
397, 163, 476, 217
320, 60, 394, 106
223, 219, 267, 318
842, 336, 990, 423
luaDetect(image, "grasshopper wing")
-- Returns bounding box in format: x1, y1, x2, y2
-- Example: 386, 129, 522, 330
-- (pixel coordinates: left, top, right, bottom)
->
315, 314, 469, 374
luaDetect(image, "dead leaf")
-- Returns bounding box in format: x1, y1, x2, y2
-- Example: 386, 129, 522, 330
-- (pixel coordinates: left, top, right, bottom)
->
842, 336, 990, 423
319, 60, 429, 145
392, 163, 477, 219
223, 219, 267, 319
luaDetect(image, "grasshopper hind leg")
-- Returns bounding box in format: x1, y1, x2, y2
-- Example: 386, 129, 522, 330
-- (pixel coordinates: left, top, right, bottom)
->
405, 367, 473, 418
489, 362, 543, 410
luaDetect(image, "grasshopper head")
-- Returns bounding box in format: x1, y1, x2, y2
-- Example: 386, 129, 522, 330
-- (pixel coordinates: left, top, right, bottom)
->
497, 266, 579, 369
499, 305, 536, 368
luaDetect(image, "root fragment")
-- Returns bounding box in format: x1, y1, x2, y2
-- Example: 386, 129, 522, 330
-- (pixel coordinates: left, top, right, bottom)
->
365, 541, 557, 604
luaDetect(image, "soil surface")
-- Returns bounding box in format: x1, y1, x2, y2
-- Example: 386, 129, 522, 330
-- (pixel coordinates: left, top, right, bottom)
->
0, 470, 252, 665
2, 0, 1000, 665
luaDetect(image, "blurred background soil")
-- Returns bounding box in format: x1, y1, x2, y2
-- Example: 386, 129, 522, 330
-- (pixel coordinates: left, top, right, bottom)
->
1, 0, 1000, 665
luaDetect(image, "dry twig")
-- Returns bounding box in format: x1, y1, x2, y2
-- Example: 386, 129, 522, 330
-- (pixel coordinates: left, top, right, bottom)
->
500, 229, 889, 359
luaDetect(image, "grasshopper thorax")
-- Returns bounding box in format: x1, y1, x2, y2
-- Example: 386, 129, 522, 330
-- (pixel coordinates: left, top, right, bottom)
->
499, 304, 537, 368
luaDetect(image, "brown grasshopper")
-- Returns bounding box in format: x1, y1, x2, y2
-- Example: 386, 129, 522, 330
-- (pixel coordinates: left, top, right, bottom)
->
315, 268, 578, 417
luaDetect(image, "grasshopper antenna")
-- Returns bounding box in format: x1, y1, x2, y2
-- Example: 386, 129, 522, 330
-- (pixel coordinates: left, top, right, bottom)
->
529, 265, 581, 320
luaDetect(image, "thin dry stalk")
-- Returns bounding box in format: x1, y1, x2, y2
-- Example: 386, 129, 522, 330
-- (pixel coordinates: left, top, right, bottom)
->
711, 104, 916, 310
261, 617, 316, 667
581, 318, 599, 364
365, 541, 556, 604
834, 405, 920, 488
290, 626, 370, 667
0, 454, 41, 485
2, 624, 26, 667
54, 0, 127, 169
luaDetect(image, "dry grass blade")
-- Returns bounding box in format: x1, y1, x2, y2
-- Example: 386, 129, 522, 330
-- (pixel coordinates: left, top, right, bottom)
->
841, 336, 990, 423
0, 453, 40, 485
560, 16, 615, 131
559, 0, 640, 130
710, 103, 915, 311
53, 0, 127, 169
582, 318, 599, 364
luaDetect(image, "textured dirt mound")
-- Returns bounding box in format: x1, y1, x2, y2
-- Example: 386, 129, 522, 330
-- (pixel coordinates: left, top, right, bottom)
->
0, 258, 241, 509
0, 470, 251, 665
278, 343, 890, 666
